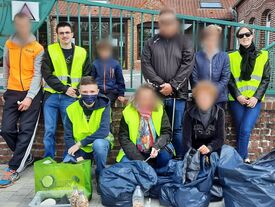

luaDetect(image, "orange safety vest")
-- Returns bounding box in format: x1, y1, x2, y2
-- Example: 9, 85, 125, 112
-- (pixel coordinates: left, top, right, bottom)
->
5, 39, 44, 91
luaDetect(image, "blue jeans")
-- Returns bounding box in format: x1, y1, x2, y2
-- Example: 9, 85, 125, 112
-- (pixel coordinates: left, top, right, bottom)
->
229, 101, 262, 159
79, 139, 110, 176
43, 94, 76, 158
164, 98, 186, 158
121, 143, 174, 169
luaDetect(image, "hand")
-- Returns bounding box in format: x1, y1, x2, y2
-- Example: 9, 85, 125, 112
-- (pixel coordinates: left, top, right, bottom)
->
150, 147, 159, 158
247, 97, 258, 108
118, 96, 126, 103
160, 83, 173, 96
198, 145, 210, 155
68, 142, 81, 156
76, 156, 84, 162
66, 87, 77, 98
18, 97, 32, 111
1, 96, 5, 104
237, 95, 248, 105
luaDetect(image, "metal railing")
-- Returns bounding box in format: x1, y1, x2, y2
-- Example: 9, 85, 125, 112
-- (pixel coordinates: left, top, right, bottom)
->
3, 0, 275, 94
265, 42, 275, 95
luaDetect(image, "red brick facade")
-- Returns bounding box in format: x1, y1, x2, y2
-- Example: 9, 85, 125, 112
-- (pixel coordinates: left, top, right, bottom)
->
50, 0, 237, 70
235, 0, 275, 47
0, 98, 274, 164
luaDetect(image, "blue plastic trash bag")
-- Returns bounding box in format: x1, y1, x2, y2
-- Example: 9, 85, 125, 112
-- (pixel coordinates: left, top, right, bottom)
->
209, 176, 223, 202
149, 160, 184, 198
160, 149, 219, 207
99, 160, 157, 207
218, 145, 275, 207
161, 183, 210, 207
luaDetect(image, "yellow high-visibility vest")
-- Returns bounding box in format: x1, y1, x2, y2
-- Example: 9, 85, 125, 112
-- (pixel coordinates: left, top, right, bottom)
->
66, 100, 114, 153
44, 43, 86, 93
228, 50, 268, 101
116, 103, 163, 162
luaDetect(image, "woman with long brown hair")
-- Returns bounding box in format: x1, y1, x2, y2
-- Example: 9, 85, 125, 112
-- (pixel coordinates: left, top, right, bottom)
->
228, 26, 271, 163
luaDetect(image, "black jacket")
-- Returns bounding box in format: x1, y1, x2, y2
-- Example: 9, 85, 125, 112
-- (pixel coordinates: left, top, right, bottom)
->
64, 94, 110, 158
118, 109, 172, 160
228, 51, 271, 100
183, 104, 225, 155
42, 44, 91, 94
141, 33, 195, 99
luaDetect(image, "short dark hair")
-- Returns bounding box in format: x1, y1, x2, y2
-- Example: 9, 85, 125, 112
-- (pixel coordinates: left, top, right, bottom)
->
159, 7, 176, 16
236, 26, 253, 37
14, 12, 30, 21
56, 22, 72, 33
79, 76, 98, 87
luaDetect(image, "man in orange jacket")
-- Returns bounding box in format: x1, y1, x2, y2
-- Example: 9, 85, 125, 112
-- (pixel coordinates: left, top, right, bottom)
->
0, 12, 44, 187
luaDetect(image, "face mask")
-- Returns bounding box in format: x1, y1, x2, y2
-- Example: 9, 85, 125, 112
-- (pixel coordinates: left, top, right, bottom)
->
81, 94, 97, 106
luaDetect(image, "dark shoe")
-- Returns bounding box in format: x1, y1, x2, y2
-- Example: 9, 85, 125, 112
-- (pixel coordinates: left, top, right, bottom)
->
0, 168, 20, 188
20, 154, 34, 172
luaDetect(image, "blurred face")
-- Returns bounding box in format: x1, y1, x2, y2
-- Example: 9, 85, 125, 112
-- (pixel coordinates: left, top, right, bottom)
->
195, 90, 215, 111
98, 48, 112, 60
237, 28, 253, 48
79, 84, 99, 96
203, 33, 220, 52
159, 13, 179, 38
14, 16, 31, 40
135, 89, 157, 111
57, 26, 73, 45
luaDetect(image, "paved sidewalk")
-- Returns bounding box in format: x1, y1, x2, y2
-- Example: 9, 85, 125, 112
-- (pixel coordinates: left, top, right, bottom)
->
0, 165, 224, 207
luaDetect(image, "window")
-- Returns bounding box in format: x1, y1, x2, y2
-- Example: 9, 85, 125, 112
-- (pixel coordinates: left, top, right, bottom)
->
89, 0, 108, 3
200, 0, 222, 8
266, 12, 271, 45
249, 17, 255, 25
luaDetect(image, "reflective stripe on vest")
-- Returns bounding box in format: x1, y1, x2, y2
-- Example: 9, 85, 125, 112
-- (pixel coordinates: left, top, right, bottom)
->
228, 50, 268, 101
116, 103, 164, 162
44, 43, 86, 93
66, 101, 114, 153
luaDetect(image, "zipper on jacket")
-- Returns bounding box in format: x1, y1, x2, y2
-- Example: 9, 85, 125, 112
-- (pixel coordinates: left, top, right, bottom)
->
19, 47, 25, 91
209, 58, 212, 81
104, 63, 106, 93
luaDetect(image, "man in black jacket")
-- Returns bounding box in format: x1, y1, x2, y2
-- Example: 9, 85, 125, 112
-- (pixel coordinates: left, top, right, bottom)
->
42, 22, 91, 158
141, 8, 195, 159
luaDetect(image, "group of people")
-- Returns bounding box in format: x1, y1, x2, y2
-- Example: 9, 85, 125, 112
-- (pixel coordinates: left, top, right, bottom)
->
0, 7, 270, 197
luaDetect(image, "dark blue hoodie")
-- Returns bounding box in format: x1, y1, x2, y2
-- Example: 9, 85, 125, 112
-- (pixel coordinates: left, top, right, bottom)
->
192, 50, 230, 103
64, 94, 110, 157
91, 58, 125, 96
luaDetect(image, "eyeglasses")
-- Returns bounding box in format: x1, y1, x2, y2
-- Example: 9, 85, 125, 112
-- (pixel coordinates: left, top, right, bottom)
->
237, 32, 252, 39
58, 31, 71, 35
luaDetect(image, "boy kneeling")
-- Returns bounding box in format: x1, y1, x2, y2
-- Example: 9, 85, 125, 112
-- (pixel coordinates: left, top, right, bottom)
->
64, 76, 113, 192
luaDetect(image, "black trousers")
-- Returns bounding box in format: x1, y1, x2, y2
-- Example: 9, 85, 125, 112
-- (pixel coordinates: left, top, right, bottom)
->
1, 89, 42, 170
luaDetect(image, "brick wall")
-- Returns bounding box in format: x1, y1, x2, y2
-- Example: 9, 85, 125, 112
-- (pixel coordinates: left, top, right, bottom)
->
236, 0, 275, 48
0, 98, 274, 164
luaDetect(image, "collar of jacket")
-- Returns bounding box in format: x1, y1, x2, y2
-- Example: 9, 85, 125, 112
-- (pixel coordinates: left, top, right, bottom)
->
58, 42, 75, 50
202, 48, 220, 60
157, 32, 180, 41
10, 33, 36, 46
187, 104, 220, 123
